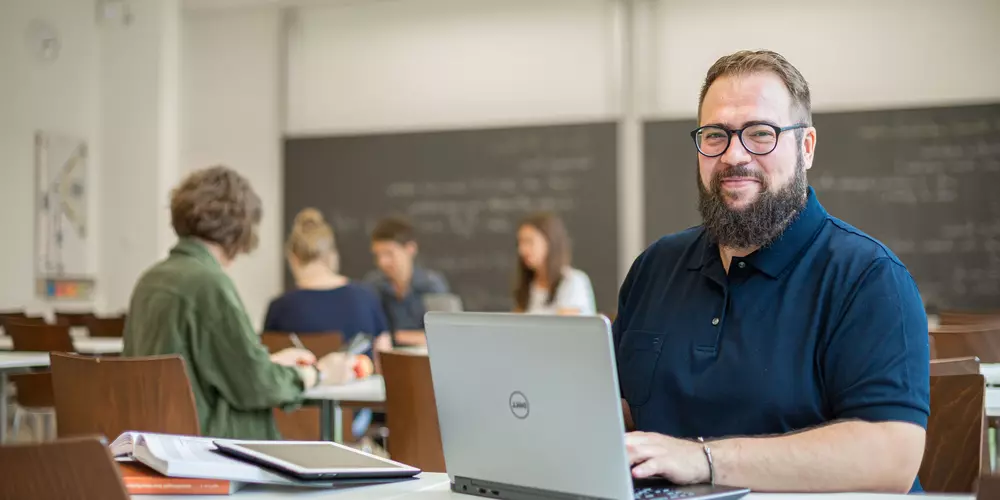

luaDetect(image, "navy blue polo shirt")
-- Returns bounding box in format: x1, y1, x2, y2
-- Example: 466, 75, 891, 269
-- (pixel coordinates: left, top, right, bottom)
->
613, 188, 929, 485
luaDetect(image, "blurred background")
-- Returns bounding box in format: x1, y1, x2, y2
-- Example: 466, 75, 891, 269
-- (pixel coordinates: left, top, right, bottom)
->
2, 0, 998, 326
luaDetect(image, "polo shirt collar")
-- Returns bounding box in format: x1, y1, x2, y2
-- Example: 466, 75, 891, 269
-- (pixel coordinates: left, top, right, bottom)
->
686, 187, 828, 279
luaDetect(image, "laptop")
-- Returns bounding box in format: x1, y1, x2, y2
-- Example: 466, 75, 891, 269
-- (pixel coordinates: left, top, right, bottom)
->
424, 312, 749, 500
423, 293, 464, 313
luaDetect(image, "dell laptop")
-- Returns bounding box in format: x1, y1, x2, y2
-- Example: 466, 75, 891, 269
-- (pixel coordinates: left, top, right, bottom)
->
424, 312, 749, 500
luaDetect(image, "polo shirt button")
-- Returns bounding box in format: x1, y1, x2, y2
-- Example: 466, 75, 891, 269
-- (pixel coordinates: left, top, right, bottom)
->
711, 317, 720, 326
737, 261, 746, 269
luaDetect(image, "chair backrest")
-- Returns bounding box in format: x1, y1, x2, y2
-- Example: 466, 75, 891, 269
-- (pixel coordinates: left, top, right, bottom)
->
0, 436, 129, 500
260, 331, 344, 357
84, 314, 127, 337
50, 352, 200, 440
931, 327, 1000, 362
10, 371, 55, 408
1, 315, 48, 330
259, 332, 344, 441
919, 373, 985, 493
6, 321, 75, 352
930, 356, 981, 376
56, 311, 94, 327
381, 350, 445, 472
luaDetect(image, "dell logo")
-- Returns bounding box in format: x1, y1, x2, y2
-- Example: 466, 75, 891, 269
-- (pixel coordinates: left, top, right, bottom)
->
509, 391, 529, 419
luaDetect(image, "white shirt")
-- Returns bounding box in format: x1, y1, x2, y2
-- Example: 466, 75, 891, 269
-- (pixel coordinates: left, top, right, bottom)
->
526, 268, 597, 315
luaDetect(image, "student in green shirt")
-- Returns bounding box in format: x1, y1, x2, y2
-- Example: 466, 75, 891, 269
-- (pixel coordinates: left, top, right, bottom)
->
123, 165, 353, 440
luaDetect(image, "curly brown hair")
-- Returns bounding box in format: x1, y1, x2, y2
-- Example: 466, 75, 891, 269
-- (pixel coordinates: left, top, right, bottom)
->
170, 166, 262, 259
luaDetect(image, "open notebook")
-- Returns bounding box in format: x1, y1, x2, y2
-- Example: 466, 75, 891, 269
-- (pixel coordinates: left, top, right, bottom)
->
111, 432, 335, 487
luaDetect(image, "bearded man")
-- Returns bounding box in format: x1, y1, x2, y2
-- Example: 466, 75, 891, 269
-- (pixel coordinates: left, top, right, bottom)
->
613, 50, 929, 493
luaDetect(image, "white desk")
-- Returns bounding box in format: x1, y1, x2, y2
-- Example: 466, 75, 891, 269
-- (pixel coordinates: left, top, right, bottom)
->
132, 473, 972, 499
0, 335, 123, 354
0, 352, 51, 443
981, 363, 1000, 386
305, 375, 386, 443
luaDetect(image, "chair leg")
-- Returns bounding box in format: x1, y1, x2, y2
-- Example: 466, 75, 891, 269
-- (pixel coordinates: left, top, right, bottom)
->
11, 406, 23, 441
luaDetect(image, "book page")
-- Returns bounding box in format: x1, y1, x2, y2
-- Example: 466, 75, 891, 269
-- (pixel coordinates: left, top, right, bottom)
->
110, 431, 139, 457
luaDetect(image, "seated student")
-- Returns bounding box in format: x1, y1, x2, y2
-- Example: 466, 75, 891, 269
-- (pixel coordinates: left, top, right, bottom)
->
264, 208, 392, 356
123, 166, 354, 440
616, 51, 927, 492
514, 212, 596, 315
264, 208, 390, 441
364, 217, 450, 337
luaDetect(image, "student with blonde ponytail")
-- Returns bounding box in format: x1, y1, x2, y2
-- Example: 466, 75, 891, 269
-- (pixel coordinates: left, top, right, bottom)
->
264, 208, 390, 354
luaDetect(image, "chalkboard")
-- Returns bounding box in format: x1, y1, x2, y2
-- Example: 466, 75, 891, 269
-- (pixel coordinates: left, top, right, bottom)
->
645, 103, 1000, 310
284, 122, 619, 313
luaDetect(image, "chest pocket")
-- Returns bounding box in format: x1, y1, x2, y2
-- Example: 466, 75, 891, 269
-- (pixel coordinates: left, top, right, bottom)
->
617, 330, 665, 407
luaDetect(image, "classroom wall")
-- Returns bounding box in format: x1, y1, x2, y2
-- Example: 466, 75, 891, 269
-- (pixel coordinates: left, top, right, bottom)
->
284, 0, 619, 135
182, 6, 285, 329
100, 0, 183, 311
646, 0, 1000, 117
0, 0, 101, 313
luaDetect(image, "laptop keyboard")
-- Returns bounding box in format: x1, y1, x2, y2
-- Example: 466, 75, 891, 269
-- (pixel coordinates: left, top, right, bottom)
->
634, 486, 695, 499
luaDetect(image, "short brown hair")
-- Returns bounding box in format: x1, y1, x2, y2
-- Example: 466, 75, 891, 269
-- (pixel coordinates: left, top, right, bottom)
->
699, 50, 812, 125
170, 165, 262, 258
371, 217, 415, 245
513, 212, 572, 311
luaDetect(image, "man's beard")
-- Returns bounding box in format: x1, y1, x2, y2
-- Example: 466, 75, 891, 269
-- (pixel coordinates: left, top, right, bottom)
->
697, 154, 808, 249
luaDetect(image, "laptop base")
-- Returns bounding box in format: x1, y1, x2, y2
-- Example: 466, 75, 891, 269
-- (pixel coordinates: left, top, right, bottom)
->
452, 476, 750, 500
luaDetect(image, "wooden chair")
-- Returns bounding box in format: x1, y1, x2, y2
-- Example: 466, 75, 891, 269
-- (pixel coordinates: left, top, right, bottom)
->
55, 311, 94, 327
1, 315, 48, 330
0, 436, 129, 500
931, 326, 1000, 362
261, 331, 345, 440
919, 373, 986, 493
50, 352, 200, 440
7, 321, 75, 353
381, 350, 445, 472
260, 331, 344, 356
6, 321, 74, 441
84, 314, 127, 337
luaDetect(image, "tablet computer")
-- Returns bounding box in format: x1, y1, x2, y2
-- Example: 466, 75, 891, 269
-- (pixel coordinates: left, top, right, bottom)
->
213, 440, 421, 481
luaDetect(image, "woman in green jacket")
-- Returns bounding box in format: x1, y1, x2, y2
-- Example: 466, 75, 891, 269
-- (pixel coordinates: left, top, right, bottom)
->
123, 165, 351, 439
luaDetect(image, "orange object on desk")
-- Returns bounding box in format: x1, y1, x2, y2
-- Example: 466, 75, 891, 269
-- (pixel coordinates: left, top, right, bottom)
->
118, 461, 240, 495
353, 354, 375, 379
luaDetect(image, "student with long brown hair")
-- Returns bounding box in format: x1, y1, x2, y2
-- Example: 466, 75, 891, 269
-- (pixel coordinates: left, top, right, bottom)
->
513, 212, 596, 315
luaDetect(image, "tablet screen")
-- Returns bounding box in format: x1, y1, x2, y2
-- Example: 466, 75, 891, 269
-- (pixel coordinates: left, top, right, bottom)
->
236, 443, 400, 469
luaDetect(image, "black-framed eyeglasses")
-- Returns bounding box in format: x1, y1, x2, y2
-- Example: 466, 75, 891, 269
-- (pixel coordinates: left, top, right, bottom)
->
690, 122, 808, 157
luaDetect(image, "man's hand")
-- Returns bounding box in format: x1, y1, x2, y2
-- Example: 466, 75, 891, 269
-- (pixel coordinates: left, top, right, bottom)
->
270, 347, 316, 367
625, 432, 710, 485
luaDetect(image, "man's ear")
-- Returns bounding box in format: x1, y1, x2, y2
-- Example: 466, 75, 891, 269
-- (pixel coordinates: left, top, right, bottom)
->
404, 241, 418, 257
802, 126, 817, 171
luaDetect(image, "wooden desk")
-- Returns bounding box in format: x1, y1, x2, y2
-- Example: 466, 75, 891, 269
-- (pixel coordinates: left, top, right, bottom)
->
132, 473, 973, 499
0, 352, 51, 443
0, 336, 123, 355
304, 375, 386, 443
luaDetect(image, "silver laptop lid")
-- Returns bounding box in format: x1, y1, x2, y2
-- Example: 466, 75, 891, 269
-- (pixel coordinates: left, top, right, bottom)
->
425, 312, 633, 500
